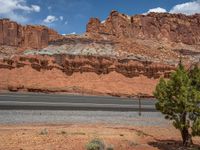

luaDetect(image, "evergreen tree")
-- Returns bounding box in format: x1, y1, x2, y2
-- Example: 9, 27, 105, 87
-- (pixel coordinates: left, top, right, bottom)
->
154, 63, 200, 147
190, 65, 200, 90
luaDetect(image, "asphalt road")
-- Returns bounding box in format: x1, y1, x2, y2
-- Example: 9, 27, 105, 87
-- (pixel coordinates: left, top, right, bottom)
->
0, 93, 156, 112
0, 93, 164, 126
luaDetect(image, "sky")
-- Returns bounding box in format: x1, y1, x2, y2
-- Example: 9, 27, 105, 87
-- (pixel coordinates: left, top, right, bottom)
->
0, 0, 200, 34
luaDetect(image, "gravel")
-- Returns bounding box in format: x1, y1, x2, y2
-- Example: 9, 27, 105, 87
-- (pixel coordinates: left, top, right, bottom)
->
0, 110, 170, 126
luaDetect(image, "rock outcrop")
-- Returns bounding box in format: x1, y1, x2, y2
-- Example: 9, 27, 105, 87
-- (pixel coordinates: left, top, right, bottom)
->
0, 54, 175, 96
0, 11, 200, 96
0, 54, 175, 78
0, 19, 60, 50
87, 11, 200, 45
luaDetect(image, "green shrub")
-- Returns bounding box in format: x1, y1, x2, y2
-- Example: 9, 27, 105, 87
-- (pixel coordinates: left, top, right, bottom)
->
86, 138, 105, 150
189, 147, 200, 150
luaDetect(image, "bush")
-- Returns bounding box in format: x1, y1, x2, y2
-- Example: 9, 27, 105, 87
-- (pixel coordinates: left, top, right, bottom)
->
39, 128, 48, 135
86, 138, 105, 150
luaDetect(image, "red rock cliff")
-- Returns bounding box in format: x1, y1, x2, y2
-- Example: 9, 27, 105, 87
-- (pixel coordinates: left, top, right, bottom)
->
0, 54, 175, 96
0, 19, 61, 50
87, 11, 200, 45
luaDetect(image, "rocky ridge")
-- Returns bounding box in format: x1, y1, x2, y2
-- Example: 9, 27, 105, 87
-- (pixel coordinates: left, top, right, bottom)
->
35, 11, 200, 64
0, 11, 200, 96
87, 11, 200, 45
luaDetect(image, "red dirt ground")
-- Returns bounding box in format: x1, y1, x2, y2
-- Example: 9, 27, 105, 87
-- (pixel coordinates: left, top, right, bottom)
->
0, 123, 199, 150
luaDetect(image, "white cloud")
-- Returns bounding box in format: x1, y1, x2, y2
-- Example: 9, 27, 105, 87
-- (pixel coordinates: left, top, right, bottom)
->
70, 32, 76, 35
43, 15, 58, 23
0, 0, 40, 23
59, 16, 64, 21
146, 7, 167, 14
43, 15, 65, 24
31, 5, 40, 12
62, 32, 76, 36
101, 20, 105, 23
145, 0, 200, 16
169, 0, 200, 15
0, 0, 40, 13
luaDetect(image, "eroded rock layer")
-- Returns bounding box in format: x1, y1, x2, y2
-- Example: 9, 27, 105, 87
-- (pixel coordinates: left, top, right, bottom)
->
0, 54, 175, 96
37, 11, 200, 64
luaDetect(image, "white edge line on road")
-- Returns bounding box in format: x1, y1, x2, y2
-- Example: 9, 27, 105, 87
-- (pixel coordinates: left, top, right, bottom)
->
0, 95, 129, 100
0, 101, 155, 108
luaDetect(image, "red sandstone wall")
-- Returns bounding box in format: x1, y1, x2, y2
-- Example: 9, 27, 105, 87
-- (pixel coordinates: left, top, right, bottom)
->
0, 54, 175, 96
87, 11, 200, 45
0, 19, 61, 50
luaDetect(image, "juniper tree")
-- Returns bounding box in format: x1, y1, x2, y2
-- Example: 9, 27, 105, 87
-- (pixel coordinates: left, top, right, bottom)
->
154, 63, 200, 147
190, 65, 200, 90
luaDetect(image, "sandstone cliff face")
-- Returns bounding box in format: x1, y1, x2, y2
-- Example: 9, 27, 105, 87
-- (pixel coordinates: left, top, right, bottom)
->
87, 11, 200, 45
0, 54, 175, 96
0, 19, 60, 50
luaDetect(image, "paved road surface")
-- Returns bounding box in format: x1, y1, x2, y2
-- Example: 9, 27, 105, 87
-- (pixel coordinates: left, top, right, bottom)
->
0, 110, 168, 126
0, 93, 167, 126
0, 93, 156, 112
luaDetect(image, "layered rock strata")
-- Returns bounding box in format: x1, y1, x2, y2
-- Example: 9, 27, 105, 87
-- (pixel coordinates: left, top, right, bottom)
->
0, 54, 175, 96
0, 11, 200, 96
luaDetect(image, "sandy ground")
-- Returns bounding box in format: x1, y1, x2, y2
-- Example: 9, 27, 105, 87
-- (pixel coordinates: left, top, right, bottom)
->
0, 123, 199, 150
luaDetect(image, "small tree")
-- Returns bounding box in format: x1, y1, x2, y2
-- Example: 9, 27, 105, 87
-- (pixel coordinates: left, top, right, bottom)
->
154, 63, 200, 147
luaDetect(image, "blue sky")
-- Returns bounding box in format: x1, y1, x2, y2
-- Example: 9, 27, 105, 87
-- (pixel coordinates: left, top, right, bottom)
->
0, 0, 200, 34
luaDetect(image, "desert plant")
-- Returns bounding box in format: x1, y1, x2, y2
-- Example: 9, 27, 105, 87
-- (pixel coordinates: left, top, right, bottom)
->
128, 141, 139, 147
86, 138, 105, 150
154, 63, 200, 147
57, 130, 67, 135
39, 128, 48, 135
